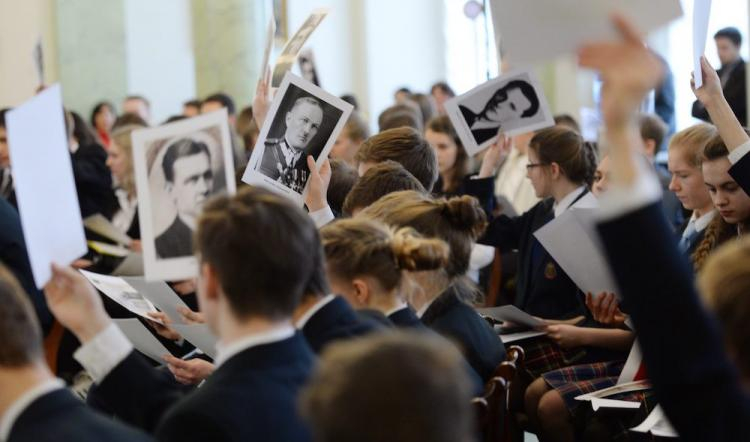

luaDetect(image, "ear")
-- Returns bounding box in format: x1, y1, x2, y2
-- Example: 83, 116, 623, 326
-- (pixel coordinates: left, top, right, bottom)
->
164, 181, 174, 195
285, 111, 293, 126
352, 278, 370, 307
200, 263, 221, 303
643, 139, 657, 158
549, 162, 562, 180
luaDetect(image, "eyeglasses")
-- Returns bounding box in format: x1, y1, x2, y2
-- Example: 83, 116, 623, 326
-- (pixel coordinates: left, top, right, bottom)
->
526, 162, 546, 170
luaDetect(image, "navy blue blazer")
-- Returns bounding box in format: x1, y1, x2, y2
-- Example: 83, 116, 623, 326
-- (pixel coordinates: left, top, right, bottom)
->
729, 152, 750, 197
480, 197, 588, 320
8, 388, 151, 442
90, 333, 314, 441
388, 306, 426, 329
301, 296, 382, 354
421, 284, 506, 382
597, 201, 750, 442
434, 175, 496, 216
0, 198, 52, 334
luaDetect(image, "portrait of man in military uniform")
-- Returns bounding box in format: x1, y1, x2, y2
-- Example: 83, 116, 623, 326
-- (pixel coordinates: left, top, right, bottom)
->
257, 96, 324, 193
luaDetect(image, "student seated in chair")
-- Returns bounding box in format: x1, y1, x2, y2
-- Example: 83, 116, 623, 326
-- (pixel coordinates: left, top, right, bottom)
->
44, 187, 318, 441
0, 265, 151, 442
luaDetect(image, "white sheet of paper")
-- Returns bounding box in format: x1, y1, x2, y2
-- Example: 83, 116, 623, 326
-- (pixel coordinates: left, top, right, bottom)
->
631, 405, 679, 438
534, 208, 618, 296
576, 380, 652, 401
172, 324, 218, 359
87, 240, 130, 258
591, 398, 642, 411
476, 305, 545, 328
260, 15, 276, 78
499, 330, 547, 344
271, 8, 329, 87
123, 277, 192, 325
80, 270, 160, 321
617, 341, 643, 384
692, 0, 713, 88
112, 253, 144, 277
113, 318, 173, 362
83, 214, 132, 245
6, 85, 87, 288
489, 0, 682, 65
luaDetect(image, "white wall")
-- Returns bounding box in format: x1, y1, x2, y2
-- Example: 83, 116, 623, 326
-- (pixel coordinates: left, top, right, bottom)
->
0, 0, 44, 107
124, 0, 196, 123
286, 0, 447, 129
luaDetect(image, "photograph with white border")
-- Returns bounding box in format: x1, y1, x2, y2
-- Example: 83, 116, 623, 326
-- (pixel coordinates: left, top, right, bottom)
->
444, 69, 554, 156
242, 72, 353, 205
132, 109, 236, 281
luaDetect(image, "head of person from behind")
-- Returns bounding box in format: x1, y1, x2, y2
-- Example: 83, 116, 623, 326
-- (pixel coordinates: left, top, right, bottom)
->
284, 96, 324, 151
480, 80, 540, 125
162, 138, 214, 226
702, 135, 750, 225
525, 126, 597, 200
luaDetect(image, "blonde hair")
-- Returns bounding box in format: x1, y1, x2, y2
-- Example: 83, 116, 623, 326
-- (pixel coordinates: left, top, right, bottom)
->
358, 190, 486, 279
668, 123, 717, 168
698, 237, 750, 380
110, 125, 141, 196
321, 218, 449, 293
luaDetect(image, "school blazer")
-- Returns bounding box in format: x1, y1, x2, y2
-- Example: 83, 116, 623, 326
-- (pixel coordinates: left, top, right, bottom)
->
434, 175, 496, 216
479, 197, 588, 320
729, 152, 750, 197
301, 296, 382, 354
421, 284, 506, 382
597, 201, 750, 442
8, 389, 152, 442
90, 333, 314, 442
388, 306, 426, 329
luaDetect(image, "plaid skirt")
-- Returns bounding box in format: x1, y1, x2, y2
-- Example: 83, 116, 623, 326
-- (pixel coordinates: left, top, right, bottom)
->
542, 360, 626, 413
517, 336, 588, 379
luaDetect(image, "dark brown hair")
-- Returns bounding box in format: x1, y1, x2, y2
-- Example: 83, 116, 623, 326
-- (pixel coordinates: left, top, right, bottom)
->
321, 218, 449, 293
426, 115, 469, 194
691, 215, 739, 271
639, 113, 668, 152
359, 190, 487, 278
196, 187, 320, 319
343, 111, 370, 142
0, 265, 43, 366
355, 127, 438, 191
378, 103, 423, 133
327, 159, 359, 216
342, 161, 426, 216
529, 126, 598, 187
300, 332, 474, 442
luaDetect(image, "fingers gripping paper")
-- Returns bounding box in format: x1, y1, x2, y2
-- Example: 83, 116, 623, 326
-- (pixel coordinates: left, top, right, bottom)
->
6, 85, 87, 288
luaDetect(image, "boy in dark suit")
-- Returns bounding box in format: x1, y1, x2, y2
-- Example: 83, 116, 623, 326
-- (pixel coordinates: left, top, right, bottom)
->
44, 187, 319, 441
0, 265, 151, 442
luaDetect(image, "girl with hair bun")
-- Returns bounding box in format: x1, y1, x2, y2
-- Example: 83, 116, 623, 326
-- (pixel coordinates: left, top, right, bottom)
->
359, 190, 506, 382
320, 218, 449, 328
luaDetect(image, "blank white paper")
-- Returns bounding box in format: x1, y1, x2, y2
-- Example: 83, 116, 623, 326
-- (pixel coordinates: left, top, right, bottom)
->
113, 318, 173, 362
6, 85, 87, 288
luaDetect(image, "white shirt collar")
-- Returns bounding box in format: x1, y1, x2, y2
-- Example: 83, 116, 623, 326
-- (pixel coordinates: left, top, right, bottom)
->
690, 210, 716, 233
416, 297, 437, 319
0, 378, 65, 441
385, 302, 409, 317
553, 186, 593, 218
294, 294, 336, 329
214, 324, 296, 368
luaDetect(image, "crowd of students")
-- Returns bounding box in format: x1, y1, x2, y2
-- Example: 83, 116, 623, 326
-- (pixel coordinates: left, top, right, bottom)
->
0, 13, 749, 442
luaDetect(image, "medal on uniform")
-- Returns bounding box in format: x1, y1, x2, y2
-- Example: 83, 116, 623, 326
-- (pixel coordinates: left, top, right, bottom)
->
544, 262, 557, 280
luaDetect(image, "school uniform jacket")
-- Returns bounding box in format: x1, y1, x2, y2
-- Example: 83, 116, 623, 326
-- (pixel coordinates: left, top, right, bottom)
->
421, 284, 506, 382
8, 388, 152, 442
479, 191, 591, 320
434, 175, 496, 216
729, 151, 750, 197
90, 334, 314, 442
598, 201, 750, 442
388, 306, 426, 329
301, 295, 381, 354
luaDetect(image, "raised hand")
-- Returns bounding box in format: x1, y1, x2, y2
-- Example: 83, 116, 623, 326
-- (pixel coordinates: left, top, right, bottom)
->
691, 56, 723, 107
44, 264, 111, 343
478, 131, 512, 178
252, 66, 272, 129
304, 156, 331, 212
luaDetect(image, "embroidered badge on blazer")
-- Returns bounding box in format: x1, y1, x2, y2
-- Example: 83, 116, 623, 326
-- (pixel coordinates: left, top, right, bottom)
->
544, 262, 557, 280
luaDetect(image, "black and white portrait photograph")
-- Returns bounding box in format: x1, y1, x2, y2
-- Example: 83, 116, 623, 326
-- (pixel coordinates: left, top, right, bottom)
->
243, 72, 353, 205
444, 70, 554, 155
132, 109, 236, 281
